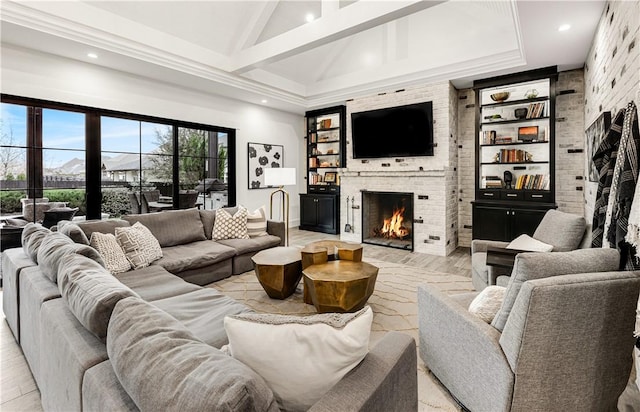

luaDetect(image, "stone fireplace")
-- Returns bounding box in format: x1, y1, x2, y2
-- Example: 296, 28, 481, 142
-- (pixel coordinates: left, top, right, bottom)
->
362, 191, 414, 251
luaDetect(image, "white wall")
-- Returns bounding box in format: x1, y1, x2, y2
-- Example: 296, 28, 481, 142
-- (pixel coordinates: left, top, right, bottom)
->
0, 44, 305, 226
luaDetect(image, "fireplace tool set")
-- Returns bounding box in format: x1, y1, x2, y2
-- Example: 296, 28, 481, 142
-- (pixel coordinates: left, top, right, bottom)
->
344, 196, 355, 233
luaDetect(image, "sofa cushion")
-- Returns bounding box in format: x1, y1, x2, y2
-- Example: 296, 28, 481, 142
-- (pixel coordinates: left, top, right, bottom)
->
114, 265, 201, 301
468, 286, 506, 323
212, 206, 249, 241
217, 235, 282, 255
115, 222, 163, 269
76, 219, 131, 239
38, 232, 105, 283
57, 220, 90, 245
199, 209, 216, 240
223, 306, 372, 411
491, 248, 621, 331
532, 209, 586, 252
22, 223, 51, 263
123, 208, 206, 247
152, 288, 252, 348
153, 240, 236, 274
58, 254, 139, 340
247, 206, 268, 238
90, 232, 132, 275
107, 296, 278, 412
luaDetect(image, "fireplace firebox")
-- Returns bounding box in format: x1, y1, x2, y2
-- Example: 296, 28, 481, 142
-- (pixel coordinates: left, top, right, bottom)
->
361, 191, 414, 251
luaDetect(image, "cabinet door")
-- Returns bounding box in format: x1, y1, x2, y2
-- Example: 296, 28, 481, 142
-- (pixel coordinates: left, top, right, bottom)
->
316, 196, 337, 233
300, 195, 318, 227
510, 208, 547, 238
473, 205, 510, 241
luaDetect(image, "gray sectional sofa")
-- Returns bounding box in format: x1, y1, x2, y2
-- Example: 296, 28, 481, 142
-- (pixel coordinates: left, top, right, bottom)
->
2, 207, 418, 411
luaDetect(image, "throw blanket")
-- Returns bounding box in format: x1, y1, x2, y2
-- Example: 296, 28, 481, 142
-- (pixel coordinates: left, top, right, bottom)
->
592, 108, 625, 248
627, 175, 640, 258
606, 101, 640, 270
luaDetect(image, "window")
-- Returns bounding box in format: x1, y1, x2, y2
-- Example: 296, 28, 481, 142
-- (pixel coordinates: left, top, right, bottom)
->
0, 103, 27, 216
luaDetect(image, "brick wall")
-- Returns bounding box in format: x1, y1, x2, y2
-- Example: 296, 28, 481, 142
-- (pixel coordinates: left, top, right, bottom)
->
341, 81, 458, 256
584, 0, 640, 221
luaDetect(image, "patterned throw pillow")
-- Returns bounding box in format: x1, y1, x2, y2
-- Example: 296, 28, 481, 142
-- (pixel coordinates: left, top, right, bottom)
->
246, 206, 268, 238
212, 206, 249, 241
90, 232, 131, 274
115, 222, 163, 270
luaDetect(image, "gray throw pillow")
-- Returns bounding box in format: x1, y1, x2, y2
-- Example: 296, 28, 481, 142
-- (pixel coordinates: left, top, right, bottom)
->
58, 221, 90, 245
57, 253, 138, 340
21, 223, 51, 263
491, 248, 620, 331
107, 296, 278, 412
123, 208, 206, 247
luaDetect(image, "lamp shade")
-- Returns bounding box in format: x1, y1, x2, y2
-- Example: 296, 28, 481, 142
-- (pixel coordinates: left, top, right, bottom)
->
264, 168, 296, 187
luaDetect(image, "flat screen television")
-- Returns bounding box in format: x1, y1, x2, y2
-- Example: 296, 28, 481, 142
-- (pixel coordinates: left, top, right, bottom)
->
351, 101, 434, 159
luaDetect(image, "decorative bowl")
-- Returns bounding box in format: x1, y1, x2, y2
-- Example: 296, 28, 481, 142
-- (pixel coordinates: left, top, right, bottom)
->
490, 92, 510, 102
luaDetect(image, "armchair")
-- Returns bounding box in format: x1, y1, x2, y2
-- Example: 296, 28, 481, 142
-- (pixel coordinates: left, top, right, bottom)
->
472, 209, 587, 291
419, 248, 639, 411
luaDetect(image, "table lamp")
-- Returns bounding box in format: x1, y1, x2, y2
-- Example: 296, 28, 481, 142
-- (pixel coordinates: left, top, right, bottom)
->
264, 168, 296, 246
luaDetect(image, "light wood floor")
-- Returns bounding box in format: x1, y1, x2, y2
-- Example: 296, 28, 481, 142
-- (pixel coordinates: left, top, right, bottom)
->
0, 228, 472, 411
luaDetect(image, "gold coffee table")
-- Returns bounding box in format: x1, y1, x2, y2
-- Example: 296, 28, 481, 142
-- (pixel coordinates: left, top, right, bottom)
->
251, 247, 302, 299
301, 240, 377, 313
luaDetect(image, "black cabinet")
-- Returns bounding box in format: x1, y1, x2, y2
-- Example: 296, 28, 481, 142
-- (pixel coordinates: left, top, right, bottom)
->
301, 105, 345, 234
472, 67, 558, 241
299, 194, 338, 234
472, 202, 552, 242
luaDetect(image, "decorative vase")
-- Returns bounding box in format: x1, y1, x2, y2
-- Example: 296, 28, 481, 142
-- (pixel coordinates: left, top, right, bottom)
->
514, 108, 528, 119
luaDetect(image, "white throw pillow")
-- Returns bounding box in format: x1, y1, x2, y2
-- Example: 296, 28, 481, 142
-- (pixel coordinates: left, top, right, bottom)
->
90, 232, 131, 274
246, 205, 268, 238
212, 206, 249, 240
115, 222, 163, 269
468, 286, 506, 323
223, 306, 373, 411
506, 234, 554, 252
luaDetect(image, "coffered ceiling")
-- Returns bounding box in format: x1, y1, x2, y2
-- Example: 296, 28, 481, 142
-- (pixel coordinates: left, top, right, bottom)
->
1, 1, 604, 113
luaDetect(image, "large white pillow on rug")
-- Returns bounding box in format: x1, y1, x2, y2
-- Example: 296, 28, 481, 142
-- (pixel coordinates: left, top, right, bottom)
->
212, 206, 250, 240
506, 234, 554, 252
246, 205, 268, 238
115, 222, 163, 270
90, 232, 131, 274
223, 306, 373, 411
468, 286, 506, 323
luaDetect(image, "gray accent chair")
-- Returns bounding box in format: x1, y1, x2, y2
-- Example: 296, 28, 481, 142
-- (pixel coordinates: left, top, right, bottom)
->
419, 248, 640, 411
471, 209, 588, 291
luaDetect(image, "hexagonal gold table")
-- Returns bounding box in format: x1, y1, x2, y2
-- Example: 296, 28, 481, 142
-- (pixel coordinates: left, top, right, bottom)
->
302, 260, 378, 313
251, 247, 302, 299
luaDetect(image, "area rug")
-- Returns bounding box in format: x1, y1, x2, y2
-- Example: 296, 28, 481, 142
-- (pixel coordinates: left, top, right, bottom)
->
211, 257, 475, 412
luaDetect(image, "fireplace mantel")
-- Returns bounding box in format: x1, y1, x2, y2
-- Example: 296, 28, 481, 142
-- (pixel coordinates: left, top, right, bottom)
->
340, 169, 445, 178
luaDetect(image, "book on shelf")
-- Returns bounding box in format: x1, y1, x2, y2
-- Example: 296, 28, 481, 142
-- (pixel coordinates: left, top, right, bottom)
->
525, 102, 546, 119
480, 130, 497, 144
482, 175, 503, 189
309, 158, 318, 168
514, 174, 549, 190
497, 148, 531, 163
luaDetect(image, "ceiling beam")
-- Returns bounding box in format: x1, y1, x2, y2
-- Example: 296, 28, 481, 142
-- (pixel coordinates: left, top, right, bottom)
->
231, 0, 280, 53
231, 0, 444, 73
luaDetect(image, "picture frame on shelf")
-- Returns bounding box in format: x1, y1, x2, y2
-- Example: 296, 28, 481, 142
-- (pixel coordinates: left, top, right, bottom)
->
247, 142, 284, 189
324, 172, 337, 183
518, 126, 538, 142
586, 111, 611, 182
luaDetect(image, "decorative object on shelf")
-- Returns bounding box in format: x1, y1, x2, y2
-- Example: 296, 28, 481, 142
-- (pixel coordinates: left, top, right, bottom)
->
324, 172, 337, 183
490, 92, 510, 102
524, 89, 539, 99
484, 114, 502, 121
264, 167, 296, 246
320, 119, 332, 129
586, 111, 612, 182
518, 126, 539, 142
514, 108, 528, 119
503, 171, 513, 189
248, 142, 284, 190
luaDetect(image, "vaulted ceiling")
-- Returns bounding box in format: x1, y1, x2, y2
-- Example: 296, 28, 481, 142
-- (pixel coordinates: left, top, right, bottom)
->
1, 1, 604, 114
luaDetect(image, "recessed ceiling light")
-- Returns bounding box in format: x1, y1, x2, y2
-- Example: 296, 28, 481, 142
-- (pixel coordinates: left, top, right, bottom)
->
558, 24, 571, 32
87, 52, 98, 59
305, 13, 314, 23
261, 99, 268, 104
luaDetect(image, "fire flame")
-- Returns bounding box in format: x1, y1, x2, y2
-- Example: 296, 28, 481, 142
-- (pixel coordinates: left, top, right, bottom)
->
378, 206, 410, 239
